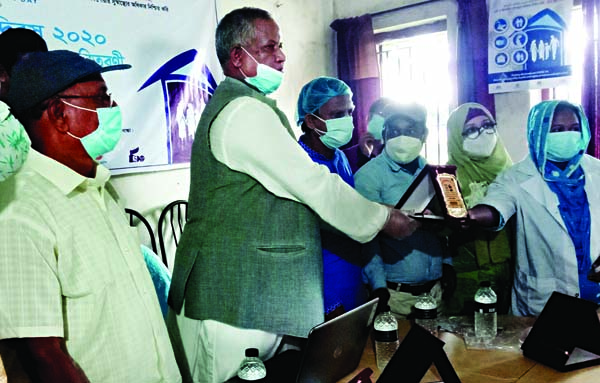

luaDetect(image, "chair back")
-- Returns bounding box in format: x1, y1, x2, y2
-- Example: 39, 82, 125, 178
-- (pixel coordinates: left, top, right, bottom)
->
125, 208, 158, 254
158, 200, 188, 269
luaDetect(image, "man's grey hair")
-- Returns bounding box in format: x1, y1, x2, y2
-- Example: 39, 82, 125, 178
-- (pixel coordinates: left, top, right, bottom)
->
215, 7, 273, 67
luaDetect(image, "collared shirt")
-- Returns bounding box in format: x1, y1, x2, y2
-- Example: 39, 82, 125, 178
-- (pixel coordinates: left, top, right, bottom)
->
0, 150, 181, 383
298, 137, 354, 186
354, 151, 450, 290
209, 96, 389, 243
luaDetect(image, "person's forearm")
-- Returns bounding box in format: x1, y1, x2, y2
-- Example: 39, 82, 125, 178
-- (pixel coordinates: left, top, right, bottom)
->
213, 98, 393, 242
468, 204, 501, 228
7, 337, 90, 383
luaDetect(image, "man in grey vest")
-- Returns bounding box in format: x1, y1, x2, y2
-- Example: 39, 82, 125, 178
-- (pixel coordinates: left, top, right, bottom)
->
167, 7, 420, 383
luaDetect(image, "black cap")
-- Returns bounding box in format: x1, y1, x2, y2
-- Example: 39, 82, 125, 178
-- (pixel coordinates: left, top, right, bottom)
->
7, 49, 131, 114
245, 348, 259, 357
480, 281, 491, 287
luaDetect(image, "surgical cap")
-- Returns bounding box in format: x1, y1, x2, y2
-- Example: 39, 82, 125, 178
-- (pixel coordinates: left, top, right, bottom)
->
296, 76, 353, 125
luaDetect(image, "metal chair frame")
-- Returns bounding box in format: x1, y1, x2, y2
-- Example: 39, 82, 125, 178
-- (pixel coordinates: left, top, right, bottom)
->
125, 207, 158, 254
157, 200, 188, 268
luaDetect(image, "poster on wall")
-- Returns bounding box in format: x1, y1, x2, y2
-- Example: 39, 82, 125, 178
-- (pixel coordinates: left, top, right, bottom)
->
1, 0, 223, 174
488, 0, 573, 94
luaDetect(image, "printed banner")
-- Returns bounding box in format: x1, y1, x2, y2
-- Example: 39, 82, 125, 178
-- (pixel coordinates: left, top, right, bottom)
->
488, 0, 573, 94
1, 0, 222, 174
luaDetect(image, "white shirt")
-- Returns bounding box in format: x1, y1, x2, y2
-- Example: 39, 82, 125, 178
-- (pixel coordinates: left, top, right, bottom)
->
210, 96, 390, 243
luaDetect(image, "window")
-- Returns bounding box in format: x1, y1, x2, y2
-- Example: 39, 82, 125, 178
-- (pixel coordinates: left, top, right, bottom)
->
377, 30, 451, 165
529, 5, 584, 106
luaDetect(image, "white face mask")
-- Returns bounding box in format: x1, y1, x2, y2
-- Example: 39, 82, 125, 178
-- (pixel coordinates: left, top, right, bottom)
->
463, 132, 497, 159
385, 135, 423, 164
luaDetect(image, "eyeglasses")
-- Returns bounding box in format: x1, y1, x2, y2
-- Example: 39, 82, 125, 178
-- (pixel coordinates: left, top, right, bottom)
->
462, 122, 497, 139
384, 119, 426, 139
56, 93, 113, 108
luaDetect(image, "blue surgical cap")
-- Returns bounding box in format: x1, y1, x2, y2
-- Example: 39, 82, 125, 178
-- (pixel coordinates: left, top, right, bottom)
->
295, 76, 353, 125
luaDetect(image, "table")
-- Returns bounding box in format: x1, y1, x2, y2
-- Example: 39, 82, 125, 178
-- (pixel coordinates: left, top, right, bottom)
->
337, 316, 600, 383
5, 316, 599, 383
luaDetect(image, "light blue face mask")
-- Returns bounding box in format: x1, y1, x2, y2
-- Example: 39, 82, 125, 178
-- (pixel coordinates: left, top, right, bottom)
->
367, 114, 385, 140
240, 47, 283, 95
546, 131, 584, 162
62, 100, 123, 160
312, 114, 354, 149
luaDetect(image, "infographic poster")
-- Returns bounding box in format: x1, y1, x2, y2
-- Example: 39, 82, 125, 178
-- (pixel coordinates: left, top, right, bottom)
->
488, 0, 573, 94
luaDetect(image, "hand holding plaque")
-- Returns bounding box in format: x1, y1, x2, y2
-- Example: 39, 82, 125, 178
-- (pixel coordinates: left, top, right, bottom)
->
395, 165, 468, 228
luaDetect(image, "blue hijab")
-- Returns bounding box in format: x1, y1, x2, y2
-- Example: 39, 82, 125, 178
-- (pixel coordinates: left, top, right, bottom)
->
527, 100, 590, 182
527, 100, 599, 302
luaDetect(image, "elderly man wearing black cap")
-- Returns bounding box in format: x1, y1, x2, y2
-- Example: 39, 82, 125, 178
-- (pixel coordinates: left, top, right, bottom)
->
0, 50, 181, 382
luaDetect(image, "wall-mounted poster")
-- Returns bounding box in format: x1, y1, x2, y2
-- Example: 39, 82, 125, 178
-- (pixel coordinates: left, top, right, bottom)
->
1, 0, 222, 175
488, 0, 573, 94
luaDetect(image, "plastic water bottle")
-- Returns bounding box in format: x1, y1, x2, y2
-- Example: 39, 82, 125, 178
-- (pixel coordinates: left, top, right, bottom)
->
237, 348, 267, 381
413, 293, 438, 336
373, 305, 400, 370
474, 281, 497, 340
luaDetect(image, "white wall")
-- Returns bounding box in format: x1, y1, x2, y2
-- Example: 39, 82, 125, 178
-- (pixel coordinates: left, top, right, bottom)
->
111, 0, 337, 226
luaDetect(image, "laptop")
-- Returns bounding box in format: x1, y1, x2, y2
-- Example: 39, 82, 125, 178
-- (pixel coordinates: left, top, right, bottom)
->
259, 298, 378, 383
521, 291, 600, 372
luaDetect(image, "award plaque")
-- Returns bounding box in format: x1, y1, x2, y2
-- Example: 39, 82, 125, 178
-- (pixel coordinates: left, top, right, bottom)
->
430, 165, 468, 220
396, 165, 468, 222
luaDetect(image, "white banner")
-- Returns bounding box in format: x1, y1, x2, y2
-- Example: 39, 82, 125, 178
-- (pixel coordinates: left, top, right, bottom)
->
1, 0, 222, 174
488, 0, 573, 94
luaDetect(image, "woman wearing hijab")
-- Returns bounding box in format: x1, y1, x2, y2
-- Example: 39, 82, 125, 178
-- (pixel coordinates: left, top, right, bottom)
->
445, 103, 513, 315
468, 100, 600, 316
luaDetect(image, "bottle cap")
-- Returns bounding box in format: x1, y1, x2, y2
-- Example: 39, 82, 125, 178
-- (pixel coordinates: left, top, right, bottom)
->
381, 304, 391, 313
245, 348, 259, 357
480, 281, 491, 288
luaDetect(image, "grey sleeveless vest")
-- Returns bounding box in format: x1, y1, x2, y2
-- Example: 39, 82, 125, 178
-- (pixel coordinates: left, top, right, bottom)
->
168, 77, 324, 337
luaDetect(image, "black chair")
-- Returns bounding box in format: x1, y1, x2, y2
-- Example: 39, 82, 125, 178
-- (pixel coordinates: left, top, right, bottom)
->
125, 208, 158, 254
157, 200, 188, 268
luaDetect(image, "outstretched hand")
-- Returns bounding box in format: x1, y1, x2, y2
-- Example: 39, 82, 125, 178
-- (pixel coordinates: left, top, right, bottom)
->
382, 209, 421, 239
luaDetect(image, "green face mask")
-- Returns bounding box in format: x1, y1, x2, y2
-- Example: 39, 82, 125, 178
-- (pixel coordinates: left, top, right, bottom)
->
367, 114, 385, 140
62, 100, 123, 160
312, 114, 354, 149
546, 131, 584, 162
240, 47, 283, 95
